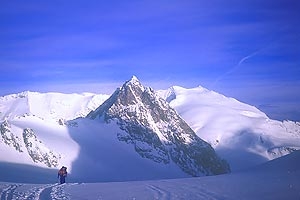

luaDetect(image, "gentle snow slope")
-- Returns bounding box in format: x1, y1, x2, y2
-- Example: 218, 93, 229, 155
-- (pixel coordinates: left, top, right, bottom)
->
158, 86, 300, 171
0, 150, 299, 200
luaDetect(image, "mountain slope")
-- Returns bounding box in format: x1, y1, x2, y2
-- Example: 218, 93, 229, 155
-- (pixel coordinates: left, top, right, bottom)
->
158, 86, 300, 171
0, 92, 109, 172
87, 76, 230, 176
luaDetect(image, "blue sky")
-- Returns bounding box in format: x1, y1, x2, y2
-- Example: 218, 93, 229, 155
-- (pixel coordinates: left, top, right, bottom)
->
0, 0, 299, 121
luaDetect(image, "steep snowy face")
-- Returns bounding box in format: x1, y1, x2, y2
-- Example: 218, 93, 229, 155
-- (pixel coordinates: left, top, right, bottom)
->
88, 76, 230, 176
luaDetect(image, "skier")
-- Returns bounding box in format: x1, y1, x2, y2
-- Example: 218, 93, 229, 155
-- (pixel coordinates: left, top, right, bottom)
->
57, 166, 68, 184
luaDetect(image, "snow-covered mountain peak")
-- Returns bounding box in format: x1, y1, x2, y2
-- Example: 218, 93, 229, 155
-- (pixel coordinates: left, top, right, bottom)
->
122, 75, 143, 90
158, 85, 217, 105
158, 85, 300, 171
160, 85, 267, 118
127, 75, 140, 84
87, 77, 230, 176
119, 75, 146, 104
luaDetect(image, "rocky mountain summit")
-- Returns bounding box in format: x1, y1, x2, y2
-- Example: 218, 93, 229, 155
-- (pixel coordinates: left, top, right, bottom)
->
87, 76, 230, 176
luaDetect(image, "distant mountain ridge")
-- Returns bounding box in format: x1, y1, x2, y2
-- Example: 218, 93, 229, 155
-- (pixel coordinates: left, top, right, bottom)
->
0, 91, 109, 122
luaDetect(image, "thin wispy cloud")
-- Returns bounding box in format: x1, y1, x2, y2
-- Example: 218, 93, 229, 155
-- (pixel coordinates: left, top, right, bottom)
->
212, 40, 278, 87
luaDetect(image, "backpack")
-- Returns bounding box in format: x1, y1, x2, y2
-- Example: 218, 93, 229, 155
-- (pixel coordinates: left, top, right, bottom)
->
58, 167, 67, 176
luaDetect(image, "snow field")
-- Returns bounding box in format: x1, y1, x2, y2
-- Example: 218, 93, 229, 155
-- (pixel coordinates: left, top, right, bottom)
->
0, 150, 299, 200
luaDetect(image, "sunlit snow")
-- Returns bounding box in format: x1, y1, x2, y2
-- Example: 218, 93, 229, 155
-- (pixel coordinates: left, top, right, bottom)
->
1, 85, 300, 199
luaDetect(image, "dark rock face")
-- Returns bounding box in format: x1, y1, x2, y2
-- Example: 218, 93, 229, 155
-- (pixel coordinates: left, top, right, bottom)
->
0, 120, 60, 168
23, 128, 61, 167
88, 76, 230, 176
0, 120, 23, 152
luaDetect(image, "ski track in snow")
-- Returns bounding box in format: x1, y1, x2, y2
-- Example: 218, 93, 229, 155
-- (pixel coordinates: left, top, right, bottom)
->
146, 183, 223, 200
0, 183, 71, 200
0, 182, 224, 200
0, 184, 20, 200
147, 184, 171, 200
